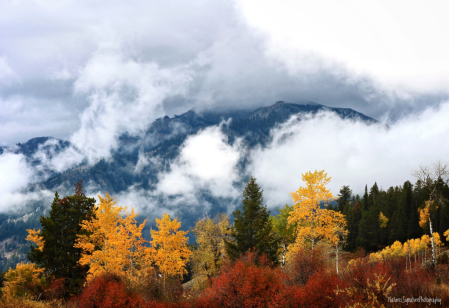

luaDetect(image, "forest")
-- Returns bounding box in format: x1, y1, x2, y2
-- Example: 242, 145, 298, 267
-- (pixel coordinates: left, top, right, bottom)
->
1, 164, 449, 308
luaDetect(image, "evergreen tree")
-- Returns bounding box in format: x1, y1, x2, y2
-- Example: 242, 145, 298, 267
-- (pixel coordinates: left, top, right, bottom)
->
363, 185, 369, 211
344, 201, 362, 251
225, 176, 279, 263
369, 182, 379, 209
407, 200, 422, 240
28, 181, 95, 295
357, 205, 380, 251
337, 185, 352, 212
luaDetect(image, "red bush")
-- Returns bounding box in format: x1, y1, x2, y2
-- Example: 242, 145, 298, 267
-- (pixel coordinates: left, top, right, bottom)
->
286, 248, 327, 286
41, 278, 66, 300
77, 274, 144, 308
281, 272, 347, 308
197, 251, 287, 308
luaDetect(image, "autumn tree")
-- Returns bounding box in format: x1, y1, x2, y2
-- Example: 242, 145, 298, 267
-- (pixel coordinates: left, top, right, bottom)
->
74, 192, 148, 282
149, 213, 191, 281
379, 212, 389, 245
1, 262, 44, 300
190, 214, 231, 288
288, 170, 339, 257
225, 176, 280, 263
321, 209, 348, 274
271, 204, 297, 267
413, 160, 449, 268
27, 180, 96, 295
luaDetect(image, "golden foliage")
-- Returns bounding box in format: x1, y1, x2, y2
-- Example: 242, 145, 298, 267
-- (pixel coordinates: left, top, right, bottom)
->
190, 214, 231, 288
335, 273, 395, 308
378, 212, 388, 229
419, 201, 431, 228
1, 262, 44, 300
444, 229, 449, 242
25, 229, 44, 252
287, 170, 348, 258
74, 192, 148, 282
149, 213, 192, 279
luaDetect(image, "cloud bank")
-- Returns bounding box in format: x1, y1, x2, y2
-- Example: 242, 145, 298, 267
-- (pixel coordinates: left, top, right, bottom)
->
1, 0, 449, 215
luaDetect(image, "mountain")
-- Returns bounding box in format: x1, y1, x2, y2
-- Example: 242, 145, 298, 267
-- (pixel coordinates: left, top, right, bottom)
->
0, 101, 379, 271
35, 101, 378, 194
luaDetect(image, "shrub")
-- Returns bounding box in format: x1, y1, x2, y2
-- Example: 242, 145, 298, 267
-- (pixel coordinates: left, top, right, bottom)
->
126, 267, 183, 303
41, 278, 66, 301
285, 247, 327, 286
286, 272, 347, 308
198, 251, 287, 308
1, 262, 44, 300
77, 273, 144, 308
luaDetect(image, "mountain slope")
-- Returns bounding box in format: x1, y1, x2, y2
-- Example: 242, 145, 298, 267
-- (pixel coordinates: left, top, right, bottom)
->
0, 101, 379, 271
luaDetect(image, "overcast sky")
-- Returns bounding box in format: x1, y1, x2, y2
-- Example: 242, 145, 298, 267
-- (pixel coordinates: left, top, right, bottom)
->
1, 0, 449, 212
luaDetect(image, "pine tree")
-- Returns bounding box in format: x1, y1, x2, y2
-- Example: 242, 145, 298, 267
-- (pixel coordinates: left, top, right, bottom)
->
225, 176, 279, 263
369, 182, 379, 209
337, 185, 352, 212
357, 205, 380, 251
363, 185, 369, 211
27, 180, 95, 295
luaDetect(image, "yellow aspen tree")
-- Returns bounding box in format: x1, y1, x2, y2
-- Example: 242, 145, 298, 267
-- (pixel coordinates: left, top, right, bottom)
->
288, 170, 335, 257
433, 232, 443, 256
26, 229, 44, 252
378, 212, 388, 245
390, 241, 404, 258
369, 252, 383, 263
444, 229, 449, 241
75, 192, 148, 282
2, 262, 44, 299
420, 235, 431, 263
413, 161, 448, 268
119, 208, 148, 276
380, 245, 391, 259
190, 214, 231, 288
149, 213, 191, 280
410, 238, 420, 265
404, 241, 412, 270
320, 209, 348, 274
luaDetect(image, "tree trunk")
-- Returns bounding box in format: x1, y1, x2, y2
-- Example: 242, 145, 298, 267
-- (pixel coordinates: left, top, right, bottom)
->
336, 244, 339, 274
281, 242, 286, 268
429, 217, 436, 269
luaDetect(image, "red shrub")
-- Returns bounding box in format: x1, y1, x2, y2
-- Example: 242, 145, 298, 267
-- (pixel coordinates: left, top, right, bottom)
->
286, 248, 328, 286
198, 251, 287, 308
283, 272, 347, 308
41, 278, 66, 300
77, 274, 144, 308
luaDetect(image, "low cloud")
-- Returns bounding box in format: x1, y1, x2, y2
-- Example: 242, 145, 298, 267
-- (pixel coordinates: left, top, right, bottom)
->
248, 101, 449, 208
157, 123, 243, 201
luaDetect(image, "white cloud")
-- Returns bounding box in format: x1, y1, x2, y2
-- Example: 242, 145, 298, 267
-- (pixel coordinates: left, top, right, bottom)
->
0, 152, 56, 210
0, 153, 33, 204
157, 123, 243, 199
236, 0, 449, 95
248, 102, 449, 208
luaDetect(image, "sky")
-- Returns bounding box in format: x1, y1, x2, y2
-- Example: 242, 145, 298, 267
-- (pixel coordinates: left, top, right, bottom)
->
1, 0, 449, 213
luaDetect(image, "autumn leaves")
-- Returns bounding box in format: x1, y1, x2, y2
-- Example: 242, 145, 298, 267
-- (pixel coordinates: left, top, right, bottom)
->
24, 170, 344, 290
287, 170, 348, 272
27, 192, 191, 286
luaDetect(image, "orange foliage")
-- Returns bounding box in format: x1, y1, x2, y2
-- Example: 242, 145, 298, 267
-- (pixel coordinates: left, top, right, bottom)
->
25, 229, 44, 252
149, 213, 191, 279
75, 192, 148, 281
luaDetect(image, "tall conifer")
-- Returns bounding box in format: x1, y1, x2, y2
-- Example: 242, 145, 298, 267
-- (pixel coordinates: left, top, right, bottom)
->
225, 176, 279, 263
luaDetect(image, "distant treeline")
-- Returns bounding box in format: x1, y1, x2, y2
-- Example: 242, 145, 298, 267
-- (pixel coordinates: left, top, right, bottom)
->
330, 179, 449, 252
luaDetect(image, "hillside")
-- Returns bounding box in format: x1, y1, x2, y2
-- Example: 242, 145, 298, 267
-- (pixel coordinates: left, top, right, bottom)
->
0, 101, 379, 271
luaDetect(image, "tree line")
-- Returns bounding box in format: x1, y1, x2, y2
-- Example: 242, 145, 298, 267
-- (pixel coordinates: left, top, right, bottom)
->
1, 164, 449, 306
